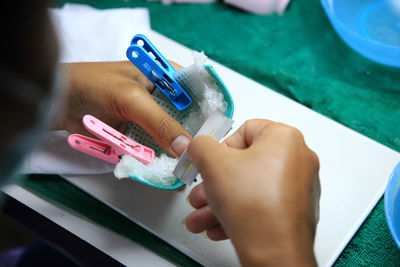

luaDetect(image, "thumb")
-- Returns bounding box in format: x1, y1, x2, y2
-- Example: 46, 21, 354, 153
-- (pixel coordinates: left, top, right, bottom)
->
187, 135, 227, 182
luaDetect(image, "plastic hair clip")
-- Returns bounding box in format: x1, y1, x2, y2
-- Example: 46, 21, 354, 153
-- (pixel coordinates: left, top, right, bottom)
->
126, 34, 192, 111
68, 115, 155, 165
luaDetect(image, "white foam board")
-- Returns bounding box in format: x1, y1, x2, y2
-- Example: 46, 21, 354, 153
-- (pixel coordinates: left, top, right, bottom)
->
62, 31, 400, 266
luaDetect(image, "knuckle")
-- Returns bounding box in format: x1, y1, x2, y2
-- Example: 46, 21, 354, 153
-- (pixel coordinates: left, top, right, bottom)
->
273, 122, 305, 141
117, 88, 145, 118
157, 115, 174, 138
308, 149, 320, 169
117, 83, 142, 107
287, 126, 304, 141
124, 83, 144, 101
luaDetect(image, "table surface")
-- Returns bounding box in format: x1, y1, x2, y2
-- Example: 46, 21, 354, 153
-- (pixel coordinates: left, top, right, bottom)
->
9, 0, 400, 266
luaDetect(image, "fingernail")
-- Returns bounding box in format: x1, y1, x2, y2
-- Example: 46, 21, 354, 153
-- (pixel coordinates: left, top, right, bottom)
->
171, 135, 191, 156
175, 185, 186, 193
201, 231, 209, 240
186, 196, 193, 208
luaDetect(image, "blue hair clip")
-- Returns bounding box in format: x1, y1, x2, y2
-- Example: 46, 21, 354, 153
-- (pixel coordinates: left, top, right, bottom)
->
126, 34, 192, 111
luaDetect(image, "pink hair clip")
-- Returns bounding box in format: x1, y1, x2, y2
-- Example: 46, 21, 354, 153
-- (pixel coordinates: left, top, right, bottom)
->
68, 115, 155, 165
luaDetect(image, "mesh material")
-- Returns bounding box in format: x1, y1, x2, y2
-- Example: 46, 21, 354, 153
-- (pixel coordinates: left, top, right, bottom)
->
175, 67, 206, 101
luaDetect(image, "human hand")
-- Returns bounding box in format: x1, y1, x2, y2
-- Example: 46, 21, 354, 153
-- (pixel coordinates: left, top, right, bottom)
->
184, 120, 320, 266
59, 61, 191, 156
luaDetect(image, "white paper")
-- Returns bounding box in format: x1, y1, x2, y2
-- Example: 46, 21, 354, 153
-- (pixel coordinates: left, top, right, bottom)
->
51, 4, 151, 62
22, 131, 115, 174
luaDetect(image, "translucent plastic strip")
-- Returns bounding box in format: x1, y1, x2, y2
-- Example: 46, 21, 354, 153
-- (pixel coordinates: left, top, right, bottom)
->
173, 110, 234, 185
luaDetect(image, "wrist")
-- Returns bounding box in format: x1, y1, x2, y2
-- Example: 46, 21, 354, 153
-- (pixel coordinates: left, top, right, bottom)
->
233, 232, 316, 267
238, 244, 316, 267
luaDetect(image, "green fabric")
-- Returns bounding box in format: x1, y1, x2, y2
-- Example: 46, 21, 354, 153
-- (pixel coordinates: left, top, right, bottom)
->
20, 0, 400, 265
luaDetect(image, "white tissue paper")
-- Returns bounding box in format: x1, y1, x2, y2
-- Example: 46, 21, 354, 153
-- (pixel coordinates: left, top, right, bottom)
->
51, 4, 151, 62
114, 154, 178, 187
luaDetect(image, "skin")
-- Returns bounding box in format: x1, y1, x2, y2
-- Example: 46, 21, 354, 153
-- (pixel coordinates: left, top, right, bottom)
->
184, 120, 321, 266
58, 61, 191, 157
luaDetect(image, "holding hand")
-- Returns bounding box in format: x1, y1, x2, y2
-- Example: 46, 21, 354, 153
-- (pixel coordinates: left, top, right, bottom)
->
59, 61, 191, 157
185, 120, 320, 266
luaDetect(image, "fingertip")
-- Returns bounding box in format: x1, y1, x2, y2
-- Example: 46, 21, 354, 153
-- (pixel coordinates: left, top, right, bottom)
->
206, 225, 228, 241
190, 135, 218, 147
187, 136, 220, 162
184, 206, 218, 234
184, 212, 199, 233
187, 183, 207, 209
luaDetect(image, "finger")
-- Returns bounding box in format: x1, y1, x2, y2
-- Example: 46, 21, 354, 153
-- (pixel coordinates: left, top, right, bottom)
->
187, 135, 227, 174
188, 183, 207, 209
175, 185, 186, 192
62, 116, 88, 135
185, 205, 219, 234
223, 119, 274, 149
169, 60, 183, 71
120, 61, 155, 92
206, 225, 228, 241
123, 88, 191, 157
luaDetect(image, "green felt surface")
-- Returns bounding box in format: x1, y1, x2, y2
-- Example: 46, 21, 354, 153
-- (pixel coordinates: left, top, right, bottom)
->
23, 0, 400, 265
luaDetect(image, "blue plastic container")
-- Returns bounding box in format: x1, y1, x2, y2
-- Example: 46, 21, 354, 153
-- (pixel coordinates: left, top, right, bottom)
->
321, 0, 400, 67
385, 162, 400, 249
